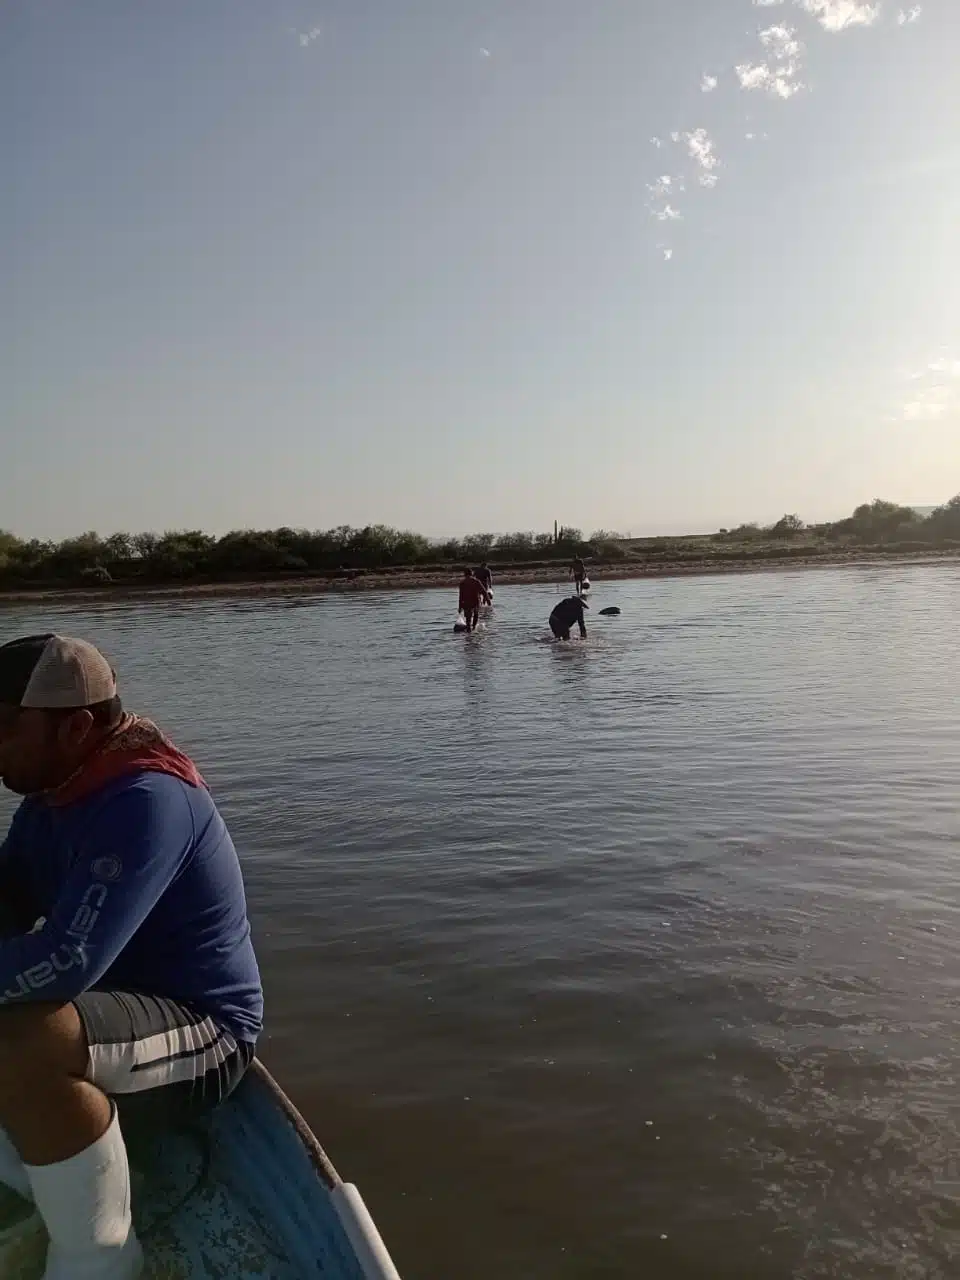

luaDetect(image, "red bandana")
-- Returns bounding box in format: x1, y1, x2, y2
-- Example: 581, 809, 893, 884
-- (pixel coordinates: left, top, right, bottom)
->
48, 714, 207, 806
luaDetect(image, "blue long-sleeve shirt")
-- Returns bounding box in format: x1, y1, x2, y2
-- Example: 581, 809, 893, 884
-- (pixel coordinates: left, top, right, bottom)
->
0, 772, 263, 1042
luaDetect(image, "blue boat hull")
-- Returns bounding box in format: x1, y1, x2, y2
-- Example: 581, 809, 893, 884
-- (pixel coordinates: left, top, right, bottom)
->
0, 1060, 401, 1278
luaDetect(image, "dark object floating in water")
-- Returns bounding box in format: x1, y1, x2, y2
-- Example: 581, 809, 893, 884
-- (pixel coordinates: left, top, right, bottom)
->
599, 606, 621, 616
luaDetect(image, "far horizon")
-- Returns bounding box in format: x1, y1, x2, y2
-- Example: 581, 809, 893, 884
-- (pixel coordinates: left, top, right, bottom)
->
3, 2, 957, 539
0, 498, 948, 546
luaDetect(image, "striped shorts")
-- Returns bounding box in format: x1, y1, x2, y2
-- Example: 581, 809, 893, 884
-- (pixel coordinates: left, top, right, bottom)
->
75, 991, 255, 1125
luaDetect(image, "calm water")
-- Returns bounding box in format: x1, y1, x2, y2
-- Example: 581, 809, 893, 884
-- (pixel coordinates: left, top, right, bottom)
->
2, 565, 960, 1278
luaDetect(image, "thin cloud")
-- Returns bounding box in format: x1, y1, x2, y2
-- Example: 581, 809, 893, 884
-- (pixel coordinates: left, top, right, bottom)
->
760, 23, 803, 58
906, 356, 960, 383
737, 22, 806, 98
736, 60, 804, 97
298, 25, 322, 47
797, 0, 880, 32
645, 132, 718, 229
901, 355, 960, 422
648, 174, 684, 198
644, 0, 914, 256
479, 47, 492, 57
676, 128, 720, 185
904, 399, 948, 421
662, 248, 674, 261
646, 174, 686, 224
737, 22, 806, 97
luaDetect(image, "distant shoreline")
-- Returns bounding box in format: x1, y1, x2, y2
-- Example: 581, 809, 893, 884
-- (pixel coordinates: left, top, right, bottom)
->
1, 548, 956, 609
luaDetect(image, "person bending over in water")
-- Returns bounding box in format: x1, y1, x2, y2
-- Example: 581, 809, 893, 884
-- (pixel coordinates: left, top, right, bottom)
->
570, 555, 586, 596
459, 569, 491, 632
549, 595, 588, 640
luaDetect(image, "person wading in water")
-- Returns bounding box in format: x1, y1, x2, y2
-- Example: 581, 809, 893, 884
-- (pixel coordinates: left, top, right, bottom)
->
458, 569, 491, 633
474, 562, 493, 596
549, 596, 589, 640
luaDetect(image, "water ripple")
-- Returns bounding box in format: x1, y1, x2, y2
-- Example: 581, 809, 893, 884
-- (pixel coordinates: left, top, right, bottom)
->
2, 563, 959, 1277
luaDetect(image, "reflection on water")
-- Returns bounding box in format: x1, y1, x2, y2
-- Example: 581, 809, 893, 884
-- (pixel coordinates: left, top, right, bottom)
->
2, 565, 960, 1278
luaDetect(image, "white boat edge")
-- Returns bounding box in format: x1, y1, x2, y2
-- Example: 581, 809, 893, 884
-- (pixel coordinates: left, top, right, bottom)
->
252, 1060, 403, 1278
332, 1184, 403, 1280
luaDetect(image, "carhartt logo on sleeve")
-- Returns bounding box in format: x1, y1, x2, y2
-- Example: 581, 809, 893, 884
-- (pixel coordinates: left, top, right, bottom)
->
91, 855, 123, 883
1, 945, 83, 1001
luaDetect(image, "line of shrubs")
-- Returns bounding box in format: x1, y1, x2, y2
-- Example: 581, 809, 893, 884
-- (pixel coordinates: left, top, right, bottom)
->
1, 498, 957, 590
0, 524, 613, 588
712, 498, 960, 547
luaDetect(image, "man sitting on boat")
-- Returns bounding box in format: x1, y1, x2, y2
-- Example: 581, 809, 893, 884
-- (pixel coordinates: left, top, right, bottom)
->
0, 634, 263, 1280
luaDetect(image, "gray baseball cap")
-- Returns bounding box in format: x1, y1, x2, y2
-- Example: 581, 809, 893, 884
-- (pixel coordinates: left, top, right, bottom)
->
0, 634, 117, 709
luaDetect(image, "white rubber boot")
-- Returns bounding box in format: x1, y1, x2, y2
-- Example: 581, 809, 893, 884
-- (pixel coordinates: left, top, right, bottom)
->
26, 1105, 143, 1280
0, 1126, 41, 1260
0, 1125, 32, 1200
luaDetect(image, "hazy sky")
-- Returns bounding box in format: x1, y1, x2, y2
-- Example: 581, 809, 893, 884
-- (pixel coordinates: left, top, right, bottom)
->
2, 0, 958, 539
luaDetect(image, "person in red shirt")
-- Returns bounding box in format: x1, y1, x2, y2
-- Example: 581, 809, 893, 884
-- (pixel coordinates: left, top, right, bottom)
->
458, 569, 491, 632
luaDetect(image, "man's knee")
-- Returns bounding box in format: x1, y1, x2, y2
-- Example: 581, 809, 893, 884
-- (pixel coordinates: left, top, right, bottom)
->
0, 1003, 89, 1095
